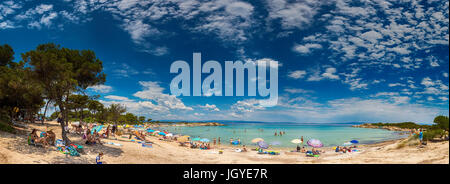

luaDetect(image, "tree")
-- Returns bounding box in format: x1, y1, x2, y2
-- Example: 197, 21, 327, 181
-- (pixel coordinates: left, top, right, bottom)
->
123, 113, 137, 124
23, 43, 105, 144
87, 99, 104, 123
108, 104, 126, 126
1, 44, 44, 123
138, 116, 146, 123
433, 115, 449, 131
67, 94, 90, 121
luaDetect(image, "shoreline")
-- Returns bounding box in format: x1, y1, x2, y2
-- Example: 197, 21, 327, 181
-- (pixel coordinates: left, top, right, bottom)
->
1, 121, 448, 164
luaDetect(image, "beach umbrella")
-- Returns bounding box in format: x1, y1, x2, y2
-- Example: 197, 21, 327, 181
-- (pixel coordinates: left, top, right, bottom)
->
192, 137, 201, 141
251, 138, 264, 143
200, 138, 210, 142
146, 129, 154, 133
257, 141, 269, 149
270, 141, 281, 146
291, 139, 302, 144
166, 133, 173, 137
350, 140, 359, 144
177, 136, 189, 142
91, 125, 103, 134
158, 132, 166, 136
307, 139, 323, 148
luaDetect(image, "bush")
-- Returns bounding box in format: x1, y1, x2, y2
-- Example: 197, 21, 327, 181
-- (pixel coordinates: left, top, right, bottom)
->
0, 122, 15, 133
422, 129, 445, 141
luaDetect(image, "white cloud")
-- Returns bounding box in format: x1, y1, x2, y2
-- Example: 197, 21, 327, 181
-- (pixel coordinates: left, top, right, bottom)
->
88, 84, 113, 93
284, 88, 313, 94
133, 81, 192, 111
293, 43, 322, 54
105, 95, 133, 102
288, 70, 306, 79
199, 104, 220, 112
321, 67, 339, 80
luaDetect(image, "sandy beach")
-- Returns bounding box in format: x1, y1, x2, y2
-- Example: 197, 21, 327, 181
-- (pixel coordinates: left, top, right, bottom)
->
0, 121, 448, 164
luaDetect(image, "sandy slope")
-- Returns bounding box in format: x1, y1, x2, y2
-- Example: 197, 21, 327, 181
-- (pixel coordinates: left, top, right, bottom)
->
0, 121, 448, 164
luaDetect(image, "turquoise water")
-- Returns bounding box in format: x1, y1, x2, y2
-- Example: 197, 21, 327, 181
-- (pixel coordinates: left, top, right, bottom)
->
159, 122, 408, 147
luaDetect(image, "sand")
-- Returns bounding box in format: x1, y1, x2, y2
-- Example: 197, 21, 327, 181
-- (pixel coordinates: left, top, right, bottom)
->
0, 121, 448, 164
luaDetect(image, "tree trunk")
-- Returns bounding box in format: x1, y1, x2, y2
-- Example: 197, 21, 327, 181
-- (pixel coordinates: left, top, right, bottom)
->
42, 100, 50, 124
58, 104, 71, 145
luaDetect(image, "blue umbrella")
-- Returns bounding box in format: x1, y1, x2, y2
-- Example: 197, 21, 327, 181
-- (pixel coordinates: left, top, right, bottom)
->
158, 132, 166, 136
191, 137, 201, 141
91, 125, 103, 134
200, 138, 210, 142
350, 140, 359, 144
257, 141, 269, 149
146, 129, 154, 133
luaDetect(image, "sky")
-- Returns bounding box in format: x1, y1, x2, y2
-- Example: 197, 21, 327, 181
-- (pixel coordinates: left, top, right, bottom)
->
0, 0, 448, 124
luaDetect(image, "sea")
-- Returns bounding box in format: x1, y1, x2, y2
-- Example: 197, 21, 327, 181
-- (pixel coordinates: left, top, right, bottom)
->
158, 121, 409, 147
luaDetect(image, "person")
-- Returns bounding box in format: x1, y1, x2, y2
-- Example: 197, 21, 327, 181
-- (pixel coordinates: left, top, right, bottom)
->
218, 137, 221, 145
30, 129, 47, 146
242, 145, 247, 152
274, 132, 277, 136
419, 129, 424, 144
296, 144, 301, 152
238, 138, 241, 145
111, 124, 117, 136
300, 146, 307, 153
96, 152, 104, 164
106, 125, 110, 138
230, 138, 233, 145
280, 131, 282, 136
301, 136, 303, 143
213, 138, 216, 145
335, 146, 340, 152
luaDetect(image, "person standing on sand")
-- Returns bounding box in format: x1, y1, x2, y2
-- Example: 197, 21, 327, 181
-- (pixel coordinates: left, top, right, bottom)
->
230, 138, 233, 145
218, 137, 221, 145
213, 138, 216, 145
419, 129, 423, 144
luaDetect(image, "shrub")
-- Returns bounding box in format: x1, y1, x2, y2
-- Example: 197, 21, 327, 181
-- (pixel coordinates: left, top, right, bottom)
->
0, 122, 15, 133
422, 129, 445, 141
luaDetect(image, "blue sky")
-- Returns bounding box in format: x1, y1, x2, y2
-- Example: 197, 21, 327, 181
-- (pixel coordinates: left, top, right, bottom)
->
1, 0, 448, 124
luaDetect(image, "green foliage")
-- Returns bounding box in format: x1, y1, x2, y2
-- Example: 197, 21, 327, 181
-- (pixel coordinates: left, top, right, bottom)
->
0, 121, 15, 133
422, 129, 446, 141
433, 115, 449, 131
22, 43, 105, 143
370, 122, 431, 129
1, 44, 45, 122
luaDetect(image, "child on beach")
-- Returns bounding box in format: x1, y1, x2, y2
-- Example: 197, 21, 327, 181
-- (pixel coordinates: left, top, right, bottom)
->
96, 152, 104, 164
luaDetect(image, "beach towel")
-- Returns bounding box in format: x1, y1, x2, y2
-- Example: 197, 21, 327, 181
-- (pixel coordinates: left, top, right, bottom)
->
142, 143, 152, 148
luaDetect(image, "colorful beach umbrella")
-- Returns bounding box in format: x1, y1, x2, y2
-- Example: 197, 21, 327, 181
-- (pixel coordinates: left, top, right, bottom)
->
177, 136, 190, 142
91, 125, 103, 134
166, 133, 173, 137
191, 137, 201, 141
158, 132, 166, 136
251, 138, 264, 143
350, 140, 359, 144
200, 138, 210, 142
146, 129, 154, 133
291, 139, 302, 144
257, 141, 269, 149
307, 139, 323, 148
